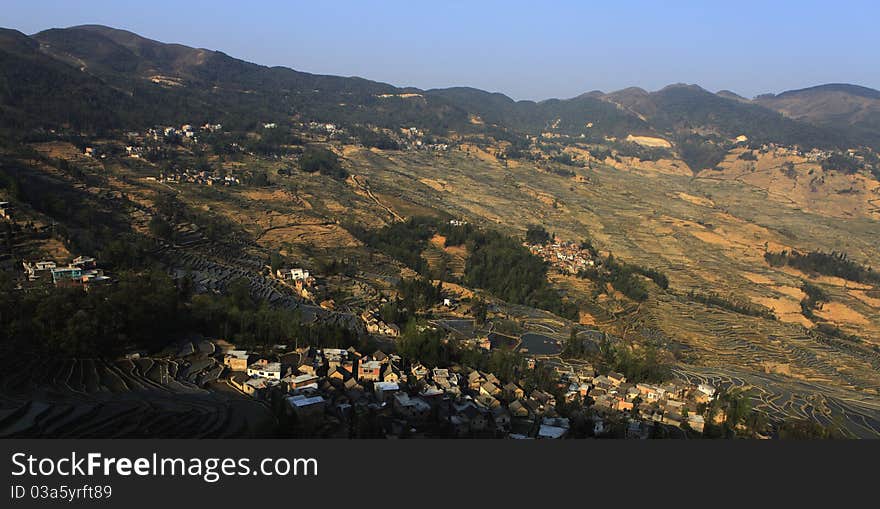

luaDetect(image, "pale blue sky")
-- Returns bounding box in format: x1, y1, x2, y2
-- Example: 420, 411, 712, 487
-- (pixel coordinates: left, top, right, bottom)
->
4, 0, 878, 100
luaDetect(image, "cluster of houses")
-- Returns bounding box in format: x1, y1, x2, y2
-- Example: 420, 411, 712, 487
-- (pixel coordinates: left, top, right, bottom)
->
272, 267, 327, 303
359, 308, 401, 337
526, 240, 596, 275
307, 122, 343, 136
82, 146, 109, 159
754, 143, 836, 163
218, 340, 720, 438
156, 170, 240, 186
221, 344, 545, 437
22, 256, 110, 288
554, 364, 717, 435
145, 124, 199, 142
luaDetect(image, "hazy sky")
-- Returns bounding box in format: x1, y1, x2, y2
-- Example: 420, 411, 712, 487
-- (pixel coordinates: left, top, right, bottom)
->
5, 0, 879, 100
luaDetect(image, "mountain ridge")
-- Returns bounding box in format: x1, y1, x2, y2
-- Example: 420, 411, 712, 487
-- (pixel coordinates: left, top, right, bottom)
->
1, 24, 878, 150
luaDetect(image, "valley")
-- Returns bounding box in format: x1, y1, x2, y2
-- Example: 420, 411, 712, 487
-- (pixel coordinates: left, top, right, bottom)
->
1, 24, 879, 439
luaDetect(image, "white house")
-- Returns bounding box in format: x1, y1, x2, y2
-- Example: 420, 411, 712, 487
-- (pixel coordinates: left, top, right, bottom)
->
247, 360, 282, 380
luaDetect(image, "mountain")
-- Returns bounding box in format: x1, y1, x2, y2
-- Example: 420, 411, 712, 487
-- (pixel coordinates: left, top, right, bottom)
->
4, 25, 474, 132
0, 27, 143, 130
604, 84, 850, 148
0, 24, 876, 153
425, 87, 652, 137
755, 84, 880, 146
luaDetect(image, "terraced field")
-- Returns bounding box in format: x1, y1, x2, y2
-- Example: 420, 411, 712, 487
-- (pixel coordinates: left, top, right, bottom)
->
674, 364, 880, 438
336, 146, 880, 435
0, 352, 277, 438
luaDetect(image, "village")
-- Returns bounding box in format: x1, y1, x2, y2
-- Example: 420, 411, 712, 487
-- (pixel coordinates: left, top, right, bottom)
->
205, 335, 722, 438
526, 239, 596, 275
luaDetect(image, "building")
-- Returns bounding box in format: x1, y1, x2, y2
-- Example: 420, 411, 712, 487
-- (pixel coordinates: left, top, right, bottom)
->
51, 267, 83, 285
285, 394, 326, 430
538, 417, 570, 439
278, 268, 310, 281
607, 372, 626, 386
71, 256, 97, 270
247, 359, 282, 380
0, 202, 12, 221
374, 381, 400, 403
287, 373, 320, 389
392, 393, 432, 422
23, 260, 57, 280
688, 414, 706, 433
358, 360, 383, 382
223, 350, 250, 372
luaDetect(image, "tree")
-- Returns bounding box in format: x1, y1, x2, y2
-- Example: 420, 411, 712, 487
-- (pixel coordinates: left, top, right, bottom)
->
300, 146, 347, 179
525, 224, 551, 245
148, 216, 174, 240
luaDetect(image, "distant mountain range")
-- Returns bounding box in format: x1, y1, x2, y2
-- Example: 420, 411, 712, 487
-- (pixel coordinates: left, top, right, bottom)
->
2, 24, 879, 150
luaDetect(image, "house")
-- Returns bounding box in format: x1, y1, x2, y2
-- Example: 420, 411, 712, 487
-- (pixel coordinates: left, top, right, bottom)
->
343, 377, 363, 394
538, 417, 570, 439
530, 390, 556, 409
508, 400, 530, 418
477, 394, 502, 409
565, 383, 585, 403
626, 420, 644, 439
51, 267, 83, 285
374, 381, 400, 403
328, 366, 353, 381
453, 402, 488, 432
382, 364, 402, 383
229, 372, 250, 393
358, 360, 383, 382
223, 350, 250, 372
662, 381, 687, 400
607, 372, 626, 386
624, 385, 641, 401
243, 376, 278, 399
0, 202, 12, 221
285, 395, 326, 430
691, 390, 711, 405
503, 382, 525, 400
276, 267, 310, 281
663, 411, 683, 427
322, 348, 348, 369
637, 383, 662, 402
432, 369, 457, 390
287, 373, 319, 389
410, 363, 429, 381
247, 359, 281, 380
491, 406, 511, 432
480, 381, 501, 398
21, 261, 53, 280
467, 370, 485, 390
688, 414, 706, 433
696, 383, 716, 400
392, 393, 432, 422
614, 399, 634, 412
419, 384, 444, 399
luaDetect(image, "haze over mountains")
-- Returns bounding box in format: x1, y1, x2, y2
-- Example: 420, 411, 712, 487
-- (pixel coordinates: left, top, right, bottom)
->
1, 24, 879, 151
